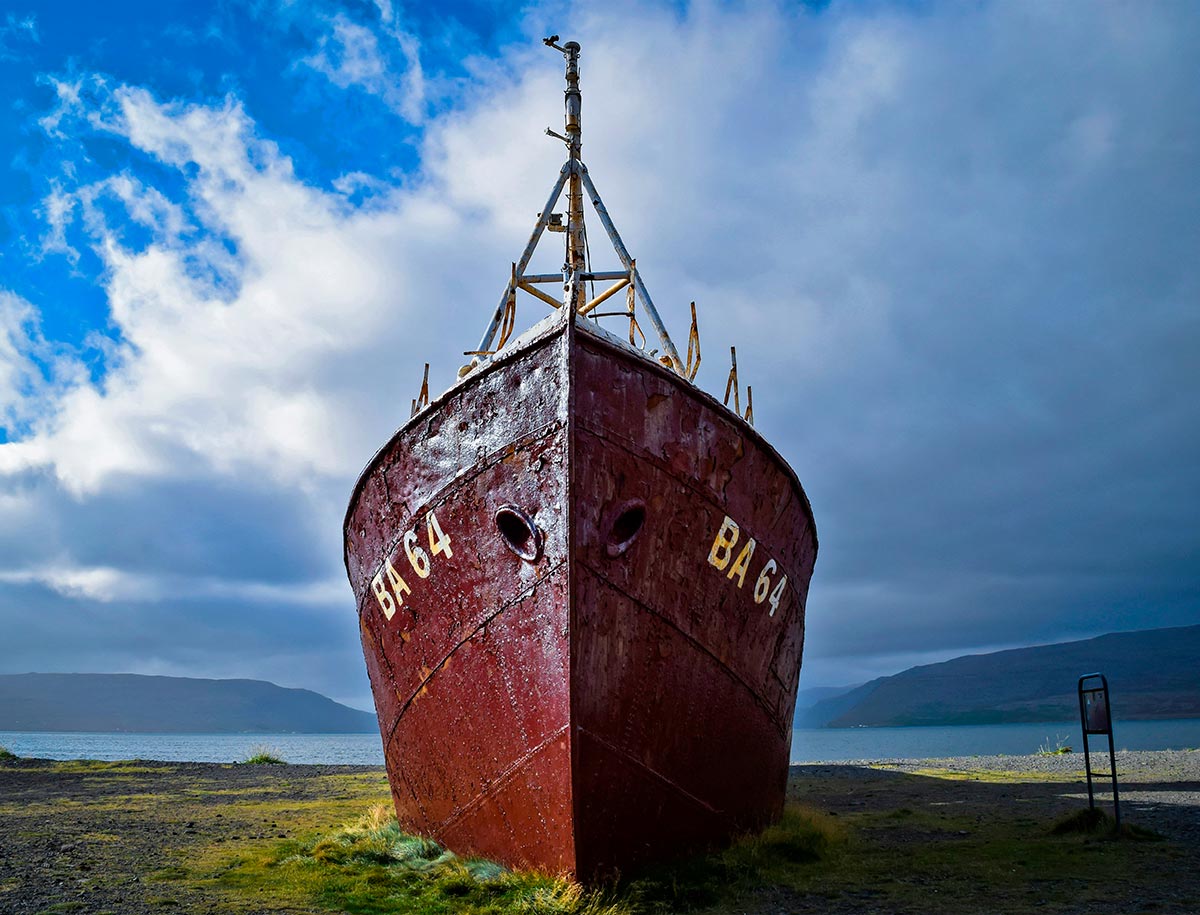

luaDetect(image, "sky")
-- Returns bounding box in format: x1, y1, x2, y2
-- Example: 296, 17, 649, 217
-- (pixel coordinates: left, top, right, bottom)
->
0, 0, 1196, 711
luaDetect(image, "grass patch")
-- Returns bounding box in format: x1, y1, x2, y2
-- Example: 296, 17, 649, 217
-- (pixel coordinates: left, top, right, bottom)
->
1036, 734, 1074, 756
900, 766, 1084, 784
203, 803, 628, 914
239, 746, 286, 766
48, 760, 171, 774
198, 802, 842, 914
0, 745, 17, 761
150, 865, 191, 881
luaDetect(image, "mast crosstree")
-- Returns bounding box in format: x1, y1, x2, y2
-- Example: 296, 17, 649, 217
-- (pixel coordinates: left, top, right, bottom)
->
470, 38, 686, 376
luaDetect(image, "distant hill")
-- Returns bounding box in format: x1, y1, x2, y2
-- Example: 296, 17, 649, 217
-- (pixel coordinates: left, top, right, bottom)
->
794, 684, 861, 710
0, 673, 377, 733
801, 625, 1200, 728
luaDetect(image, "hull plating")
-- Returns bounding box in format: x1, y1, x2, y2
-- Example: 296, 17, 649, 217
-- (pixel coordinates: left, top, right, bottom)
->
344, 315, 816, 876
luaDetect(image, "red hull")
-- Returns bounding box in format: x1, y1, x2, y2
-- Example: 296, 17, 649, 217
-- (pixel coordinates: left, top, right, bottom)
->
344, 314, 816, 877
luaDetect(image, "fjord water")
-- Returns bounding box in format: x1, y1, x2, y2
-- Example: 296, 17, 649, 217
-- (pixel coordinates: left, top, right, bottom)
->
792, 718, 1200, 761
0, 731, 387, 765
2, 719, 1199, 765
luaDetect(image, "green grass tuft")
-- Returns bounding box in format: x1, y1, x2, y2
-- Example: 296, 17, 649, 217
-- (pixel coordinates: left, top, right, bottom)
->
204, 802, 842, 914
208, 802, 630, 914
1050, 807, 1111, 835
239, 745, 286, 765
0, 745, 17, 761
1036, 734, 1073, 755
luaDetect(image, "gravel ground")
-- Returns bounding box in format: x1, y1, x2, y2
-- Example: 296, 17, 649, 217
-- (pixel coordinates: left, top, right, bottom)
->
0, 759, 387, 915
830, 749, 1200, 781
1, 750, 1197, 914
817, 749, 1200, 841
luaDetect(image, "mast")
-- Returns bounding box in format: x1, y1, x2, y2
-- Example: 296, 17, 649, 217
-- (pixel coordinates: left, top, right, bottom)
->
562, 41, 586, 311
470, 37, 686, 376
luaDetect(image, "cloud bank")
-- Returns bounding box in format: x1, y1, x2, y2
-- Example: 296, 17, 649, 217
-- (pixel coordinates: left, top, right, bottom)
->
0, 1, 1196, 705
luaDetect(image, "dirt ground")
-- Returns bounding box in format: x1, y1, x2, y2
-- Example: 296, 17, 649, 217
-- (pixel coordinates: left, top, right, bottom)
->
0, 759, 387, 915
0, 752, 1197, 914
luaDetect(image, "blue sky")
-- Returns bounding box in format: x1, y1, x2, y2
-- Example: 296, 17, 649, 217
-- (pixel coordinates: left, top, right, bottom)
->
1, 1, 517, 397
0, 0, 1197, 710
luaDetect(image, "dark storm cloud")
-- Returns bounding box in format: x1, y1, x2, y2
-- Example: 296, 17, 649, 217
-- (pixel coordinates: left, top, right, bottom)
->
567, 1, 1198, 682
737, 1, 1200, 681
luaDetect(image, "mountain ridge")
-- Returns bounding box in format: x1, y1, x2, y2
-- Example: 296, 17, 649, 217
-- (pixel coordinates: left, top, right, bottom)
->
0, 673, 377, 733
798, 624, 1200, 728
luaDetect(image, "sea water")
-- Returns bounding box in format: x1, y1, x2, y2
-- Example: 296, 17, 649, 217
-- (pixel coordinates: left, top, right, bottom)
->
2, 718, 1198, 765
789, 718, 1200, 762
0, 731, 387, 765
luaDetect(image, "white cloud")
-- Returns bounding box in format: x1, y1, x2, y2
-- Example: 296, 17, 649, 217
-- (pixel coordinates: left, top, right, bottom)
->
1, 0, 1196, 697
0, 11, 37, 61
6, 85, 471, 494
301, 6, 425, 123
0, 291, 81, 435
0, 293, 44, 424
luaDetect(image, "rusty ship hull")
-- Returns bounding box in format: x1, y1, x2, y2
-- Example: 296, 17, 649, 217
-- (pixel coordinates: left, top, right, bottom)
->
344, 313, 817, 877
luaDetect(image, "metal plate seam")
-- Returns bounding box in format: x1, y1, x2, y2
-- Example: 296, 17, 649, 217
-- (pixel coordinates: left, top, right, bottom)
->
384, 560, 568, 746
578, 558, 787, 738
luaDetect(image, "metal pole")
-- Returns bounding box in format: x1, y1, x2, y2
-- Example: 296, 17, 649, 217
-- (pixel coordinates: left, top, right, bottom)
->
473, 163, 571, 357
578, 165, 684, 373
1078, 676, 1096, 812
562, 41, 586, 311
1104, 675, 1121, 830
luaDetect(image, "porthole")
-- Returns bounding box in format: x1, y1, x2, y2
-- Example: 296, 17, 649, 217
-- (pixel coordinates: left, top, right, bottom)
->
606, 500, 646, 557
495, 504, 543, 562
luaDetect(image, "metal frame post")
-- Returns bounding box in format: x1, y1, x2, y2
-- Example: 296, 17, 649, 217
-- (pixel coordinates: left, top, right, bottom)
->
473, 164, 571, 357
577, 166, 683, 372
1078, 672, 1121, 830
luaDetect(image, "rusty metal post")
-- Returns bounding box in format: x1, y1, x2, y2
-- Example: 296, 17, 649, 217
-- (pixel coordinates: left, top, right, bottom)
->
474, 163, 572, 358
576, 165, 684, 373
724, 346, 740, 414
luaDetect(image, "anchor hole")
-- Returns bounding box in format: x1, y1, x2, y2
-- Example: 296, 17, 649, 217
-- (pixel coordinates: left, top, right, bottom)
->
495, 505, 543, 562
606, 501, 646, 557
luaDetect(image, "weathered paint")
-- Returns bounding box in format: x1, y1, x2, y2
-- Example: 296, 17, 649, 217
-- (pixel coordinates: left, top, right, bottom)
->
343, 312, 817, 877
